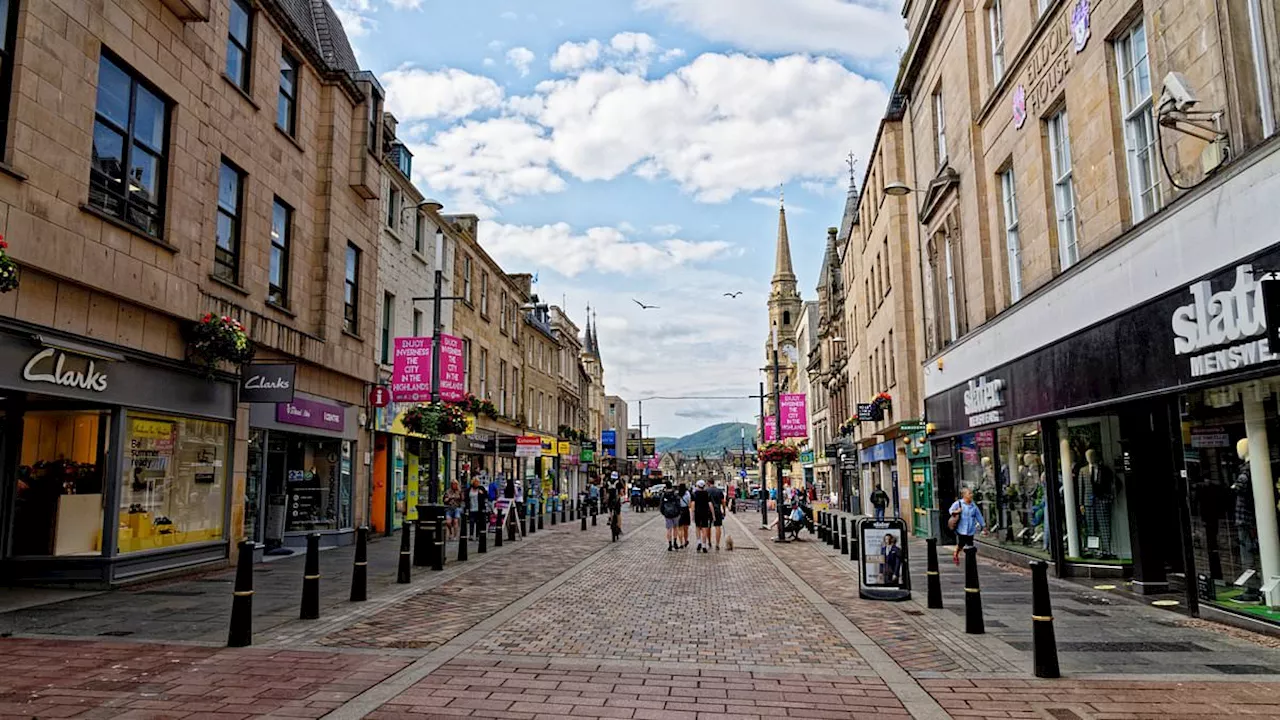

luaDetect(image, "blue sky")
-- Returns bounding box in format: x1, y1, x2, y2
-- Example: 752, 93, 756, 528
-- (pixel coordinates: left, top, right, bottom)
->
336, 0, 905, 437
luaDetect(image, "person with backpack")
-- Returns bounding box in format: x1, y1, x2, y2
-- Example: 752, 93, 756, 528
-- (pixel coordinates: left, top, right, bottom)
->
708, 480, 726, 551
661, 485, 682, 551
692, 480, 714, 553
677, 483, 692, 549
870, 484, 890, 521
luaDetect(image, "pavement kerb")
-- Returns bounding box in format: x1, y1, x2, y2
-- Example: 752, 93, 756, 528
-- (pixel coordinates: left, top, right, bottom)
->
730, 513, 951, 720
321, 514, 661, 720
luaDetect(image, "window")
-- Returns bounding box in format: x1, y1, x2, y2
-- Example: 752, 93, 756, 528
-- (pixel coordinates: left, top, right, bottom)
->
344, 244, 360, 334
944, 235, 960, 342
269, 197, 292, 306
1000, 169, 1022, 302
783, 310, 791, 326
479, 348, 489, 399
538, 392, 544, 429
1047, 109, 1079, 269
512, 367, 519, 416
480, 273, 489, 316
386, 186, 400, 230
225, 0, 254, 91
463, 338, 472, 393
463, 256, 473, 303
1038, 0, 1051, 14
1243, 0, 1275, 137
500, 291, 508, 333
933, 88, 947, 167
988, 0, 1005, 83
277, 50, 298, 136
529, 390, 535, 426
499, 359, 507, 415
414, 213, 424, 254
412, 309, 423, 337
367, 89, 380, 153
883, 240, 891, 293
90, 53, 169, 238
380, 292, 394, 364
211, 159, 245, 284
0, 0, 18, 158
1116, 22, 1161, 222
888, 329, 896, 384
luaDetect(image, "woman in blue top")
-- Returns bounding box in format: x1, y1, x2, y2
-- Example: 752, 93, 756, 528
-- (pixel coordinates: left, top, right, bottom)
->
949, 487, 987, 565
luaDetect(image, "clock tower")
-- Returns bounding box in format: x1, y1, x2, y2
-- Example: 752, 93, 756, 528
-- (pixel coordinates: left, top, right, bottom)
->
766, 196, 803, 411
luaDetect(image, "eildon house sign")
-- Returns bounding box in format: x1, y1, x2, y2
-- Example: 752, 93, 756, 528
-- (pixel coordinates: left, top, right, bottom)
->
963, 376, 1005, 427
1172, 264, 1275, 378
22, 348, 109, 392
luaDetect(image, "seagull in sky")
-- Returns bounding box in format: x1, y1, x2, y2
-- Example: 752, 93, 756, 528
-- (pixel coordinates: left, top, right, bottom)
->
633, 299, 660, 310
723, 291, 743, 298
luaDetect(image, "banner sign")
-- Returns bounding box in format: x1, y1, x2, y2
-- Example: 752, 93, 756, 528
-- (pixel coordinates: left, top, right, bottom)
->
277, 397, 344, 432
240, 363, 296, 403
391, 335, 466, 402
780, 393, 807, 438
764, 417, 777, 442
515, 435, 542, 458
601, 430, 616, 448
642, 438, 656, 456
626, 438, 640, 458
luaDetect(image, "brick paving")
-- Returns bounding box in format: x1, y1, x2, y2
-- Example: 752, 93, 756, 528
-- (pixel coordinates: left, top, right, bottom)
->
921, 677, 1280, 719
468, 514, 870, 671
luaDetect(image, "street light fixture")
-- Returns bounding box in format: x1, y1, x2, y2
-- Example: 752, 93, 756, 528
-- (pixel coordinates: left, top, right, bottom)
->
884, 181, 913, 197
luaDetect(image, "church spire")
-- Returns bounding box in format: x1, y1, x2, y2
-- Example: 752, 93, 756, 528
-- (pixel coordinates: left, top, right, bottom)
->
772, 188, 796, 284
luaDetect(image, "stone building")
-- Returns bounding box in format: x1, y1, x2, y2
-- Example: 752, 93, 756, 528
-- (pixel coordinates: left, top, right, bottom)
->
521, 296, 560, 439
603, 394, 628, 469
762, 202, 804, 495
581, 312, 606, 482
550, 305, 585, 496
882, 0, 1280, 615
0, 0, 381, 584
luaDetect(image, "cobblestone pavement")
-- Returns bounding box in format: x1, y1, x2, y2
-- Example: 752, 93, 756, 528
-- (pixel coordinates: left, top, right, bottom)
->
468, 512, 871, 671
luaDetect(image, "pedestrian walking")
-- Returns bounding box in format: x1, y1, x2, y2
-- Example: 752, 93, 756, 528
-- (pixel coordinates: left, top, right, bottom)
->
610, 479, 624, 541
948, 487, 987, 565
727, 483, 737, 513
661, 485, 682, 551
589, 481, 600, 516
677, 483, 692, 548
871, 485, 890, 521
445, 479, 464, 540
467, 477, 488, 539
709, 480, 726, 550
692, 480, 714, 553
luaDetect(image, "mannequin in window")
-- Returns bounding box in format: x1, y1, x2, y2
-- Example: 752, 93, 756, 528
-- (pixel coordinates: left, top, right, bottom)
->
1232, 437, 1259, 572
1076, 448, 1116, 557
979, 455, 997, 531
1022, 452, 1047, 547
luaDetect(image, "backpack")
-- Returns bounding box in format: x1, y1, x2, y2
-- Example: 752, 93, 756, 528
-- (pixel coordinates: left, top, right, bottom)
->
660, 491, 681, 519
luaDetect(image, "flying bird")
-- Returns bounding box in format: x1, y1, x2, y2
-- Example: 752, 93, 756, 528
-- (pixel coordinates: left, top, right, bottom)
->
723, 291, 743, 298
633, 299, 660, 310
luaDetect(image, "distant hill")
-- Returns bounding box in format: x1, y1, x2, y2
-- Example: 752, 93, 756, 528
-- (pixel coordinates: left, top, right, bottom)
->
655, 423, 756, 457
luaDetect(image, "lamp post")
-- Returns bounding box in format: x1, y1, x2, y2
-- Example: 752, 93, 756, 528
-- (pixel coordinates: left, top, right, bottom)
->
772, 322, 786, 543
410, 203, 467, 570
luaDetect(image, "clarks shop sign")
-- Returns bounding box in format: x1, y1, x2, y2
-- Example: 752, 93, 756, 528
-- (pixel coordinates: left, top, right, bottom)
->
23, 348, 109, 392
240, 363, 296, 403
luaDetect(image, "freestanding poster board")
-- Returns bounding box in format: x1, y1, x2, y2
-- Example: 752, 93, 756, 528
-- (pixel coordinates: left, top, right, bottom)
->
857, 517, 911, 601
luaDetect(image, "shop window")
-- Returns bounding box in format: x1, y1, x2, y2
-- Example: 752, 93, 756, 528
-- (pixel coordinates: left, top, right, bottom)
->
14, 411, 110, 556
225, 0, 253, 91
977, 423, 1052, 560
120, 413, 229, 553
1055, 416, 1132, 563
1116, 21, 1162, 222
90, 52, 169, 239
277, 50, 299, 136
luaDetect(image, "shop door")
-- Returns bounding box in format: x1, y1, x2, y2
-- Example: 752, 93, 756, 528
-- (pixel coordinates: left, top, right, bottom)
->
912, 460, 934, 538
934, 444, 958, 545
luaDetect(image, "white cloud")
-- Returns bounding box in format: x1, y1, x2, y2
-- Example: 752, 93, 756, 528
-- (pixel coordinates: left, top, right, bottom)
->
479, 221, 732, 277
659, 48, 686, 63
618, 221, 638, 233
381, 66, 505, 122
635, 0, 904, 62
609, 31, 659, 56
331, 0, 376, 37
487, 40, 506, 52
750, 196, 807, 213
500, 10, 518, 20
409, 118, 564, 213
483, 58, 496, 67
651, 223, 681, 236
550, 39, 602, 73
386, 0, 423, 8
506, 47, 536, 77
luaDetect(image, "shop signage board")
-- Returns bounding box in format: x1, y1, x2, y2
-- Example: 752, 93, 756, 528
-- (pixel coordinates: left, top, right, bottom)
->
857, 403, 879, 422
558, 441, 572, 457
1190, 426, 1231, 448
601, 430, 616, 449
515, 436, 542, 458
626, 438, 640, 458
581, 448, 595, 462
799, 450, 814, 465
764, 417, 777, 442
859, 440, 895, 464
541, 436, 556, 457
368, 385, 390, 408
240, 363, 296, 403
779, 393, 808, 438
899, 419, 927, 433
277, 397, 345, 432
390, 335, 466, 402
857, 517, 911, 601
642, 438, 656, 456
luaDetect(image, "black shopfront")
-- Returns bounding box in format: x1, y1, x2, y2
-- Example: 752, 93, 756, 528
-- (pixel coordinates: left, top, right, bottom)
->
926, 243, 1280, 624
0, 320, 236, 586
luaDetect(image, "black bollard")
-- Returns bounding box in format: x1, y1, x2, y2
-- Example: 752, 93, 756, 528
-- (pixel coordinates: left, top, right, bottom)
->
300, 532, 320, 620
551, 500, 558, 526
350, 526, 368, 602
1031, 560, 1060, 678
570, 499, 576, 521
521, 505, 529, 536
840, 517, 849, 556
538, 501, 545, 530
592, 505, 598, 526
963, 545, 984, 634
497, 512, 506, 546
227, 540, 255, 647
432, 509, 446, 572
477, 514, 487, 554
561, 501, 567, 524
581, 507, 588, 531
926, 537, 944, 609
819, 511, 827, 543
413, 513, 430, 567
457, 509, 468, 562
397, 522, 412, 584
829, 513, 837, 548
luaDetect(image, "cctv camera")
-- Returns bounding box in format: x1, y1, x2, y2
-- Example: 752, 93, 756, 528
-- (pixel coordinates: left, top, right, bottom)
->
1161, 72, 1199, 112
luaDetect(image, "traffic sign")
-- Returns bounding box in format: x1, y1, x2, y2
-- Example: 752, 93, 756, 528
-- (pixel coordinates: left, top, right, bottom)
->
368, 385, 391, 408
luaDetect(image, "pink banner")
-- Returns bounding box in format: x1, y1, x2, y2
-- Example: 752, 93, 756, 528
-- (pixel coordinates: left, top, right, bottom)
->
780, 393, 807, 438
764, 417, 777, 443
647, 456, 660, 470
391, 335, 466, 402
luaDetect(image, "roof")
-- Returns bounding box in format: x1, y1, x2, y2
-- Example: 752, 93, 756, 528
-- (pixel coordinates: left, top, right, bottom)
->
272, 0, 361, 76
836, 175, 860, 244
772, 205, 796, 282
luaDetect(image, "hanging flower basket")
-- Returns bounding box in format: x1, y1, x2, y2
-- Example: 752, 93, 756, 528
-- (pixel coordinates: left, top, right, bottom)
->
403, 402, 469, 438
186, 313, 254, 374
872, 391, 892, 412
839, 418, 858, 436
0, 235, 18, 293
478, 398, 497, 419
759, 442, 799, 464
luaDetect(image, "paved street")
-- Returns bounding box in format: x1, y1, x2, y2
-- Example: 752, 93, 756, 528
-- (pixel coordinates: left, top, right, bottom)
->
5, 510, 1280, 718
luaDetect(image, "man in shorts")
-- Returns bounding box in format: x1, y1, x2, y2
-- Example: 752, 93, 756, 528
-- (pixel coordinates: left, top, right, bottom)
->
660, 485, 682, 551
692, 480, 714, 553
708, 480, 726, 550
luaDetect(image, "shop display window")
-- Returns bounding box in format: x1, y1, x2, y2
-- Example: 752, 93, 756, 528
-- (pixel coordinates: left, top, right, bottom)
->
260, 432, 353, 542
119, 413, 228, 553
1183, 386, 1280, 621
991, 423, 1050, 560
15, 410, 109, 556
1054, 416, 1132, 563
956, 430, 998, 528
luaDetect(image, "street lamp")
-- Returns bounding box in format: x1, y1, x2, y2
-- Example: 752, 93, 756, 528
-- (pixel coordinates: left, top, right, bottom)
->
771, 321, 787, 543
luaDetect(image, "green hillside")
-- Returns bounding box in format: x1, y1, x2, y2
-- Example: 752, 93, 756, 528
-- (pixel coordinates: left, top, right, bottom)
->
655, 423, 755, 457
